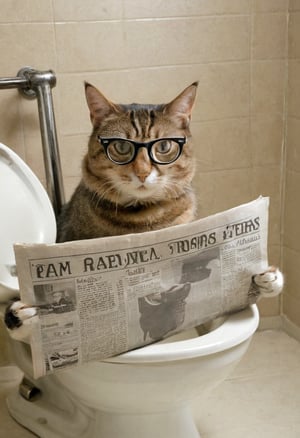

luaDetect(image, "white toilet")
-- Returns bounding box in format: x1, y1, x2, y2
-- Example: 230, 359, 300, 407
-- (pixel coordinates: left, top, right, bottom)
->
0, 142, 259, 438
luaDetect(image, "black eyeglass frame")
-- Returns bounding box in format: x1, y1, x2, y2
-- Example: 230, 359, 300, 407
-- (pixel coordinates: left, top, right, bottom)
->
97, 136, 186, 165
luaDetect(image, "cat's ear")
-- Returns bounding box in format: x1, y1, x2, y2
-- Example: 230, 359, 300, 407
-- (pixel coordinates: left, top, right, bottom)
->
85, 82, 120, 127
164, 82, 198, 125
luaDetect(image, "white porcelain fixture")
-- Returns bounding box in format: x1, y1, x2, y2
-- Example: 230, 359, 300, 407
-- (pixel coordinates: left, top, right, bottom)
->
0, 142, 259, 438
7, 305, 259, 438
0, 142, 56, 301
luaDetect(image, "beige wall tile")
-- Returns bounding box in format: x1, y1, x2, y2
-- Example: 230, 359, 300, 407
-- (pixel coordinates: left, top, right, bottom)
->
0, 24, 56, 76
0, 91, 25, 158
284, 6, 300, 326
63, 176, 81, 201
20, 98, 42, 140
252, 13, 287, 59
0, 0, 53, 23
251, 115, 284, 166
124, 0, 250, 19
251, 0, 288, 12
258, 295, 281, 316
55, 17, 249, 73
283, 246, 300, 300
289, 0, 300, 11
284, 170, 300, 251
56, 62, 250, 137
264, 235, 282, 318
55, 22, 127, 73
126, 17, 249, 65
251, 60, 286, 115
252, 166, 282, 245
192, 171, 215, 218
289, 12, 300, 58
197, 63, 250, 121
194, 168, 253, 218
53, 0, 122, 21
22, 134, 46, 183
59, 135, 88, 178
286, 117, 300, 172
288, 60, 300, 118
267, 243, 281, 268
193, 118, 251, 172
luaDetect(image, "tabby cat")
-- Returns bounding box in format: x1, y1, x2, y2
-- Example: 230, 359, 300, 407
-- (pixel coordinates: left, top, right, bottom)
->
5, 83, 283, 339
56, 82, 198, 242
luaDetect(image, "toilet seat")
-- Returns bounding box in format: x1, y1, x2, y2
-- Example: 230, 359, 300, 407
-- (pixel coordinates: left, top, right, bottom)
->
105, 304, 259, 364
0, 143, 56, 302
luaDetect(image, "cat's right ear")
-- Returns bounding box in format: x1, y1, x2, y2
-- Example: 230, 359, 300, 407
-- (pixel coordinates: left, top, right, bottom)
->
164, 82, 198, 127
84, 82, 120, 127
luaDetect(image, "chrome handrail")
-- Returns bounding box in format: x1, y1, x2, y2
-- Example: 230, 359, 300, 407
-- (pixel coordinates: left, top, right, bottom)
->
0, 67, 65, 217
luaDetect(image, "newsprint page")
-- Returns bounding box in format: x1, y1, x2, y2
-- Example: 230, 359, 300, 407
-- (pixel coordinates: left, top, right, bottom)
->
14, 197, 269, 379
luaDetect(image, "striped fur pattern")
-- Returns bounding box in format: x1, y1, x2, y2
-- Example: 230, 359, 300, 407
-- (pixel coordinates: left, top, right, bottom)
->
57, 83, 198, 242
5, 82, 285, 337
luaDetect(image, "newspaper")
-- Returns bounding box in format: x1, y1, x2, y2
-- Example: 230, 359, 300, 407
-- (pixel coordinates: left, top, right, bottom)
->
14, 197, 269, 378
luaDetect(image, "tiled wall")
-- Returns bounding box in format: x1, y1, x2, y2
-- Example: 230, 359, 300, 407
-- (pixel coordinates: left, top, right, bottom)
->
0, 0, 289, 333
284, 0, 300, 326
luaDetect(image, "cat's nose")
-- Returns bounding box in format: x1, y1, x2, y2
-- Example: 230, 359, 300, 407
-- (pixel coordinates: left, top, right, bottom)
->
132, 150, 152, 183
137, 173, 150, 183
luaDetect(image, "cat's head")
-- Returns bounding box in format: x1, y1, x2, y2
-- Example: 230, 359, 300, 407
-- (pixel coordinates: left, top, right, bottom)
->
83, 82, 198, 206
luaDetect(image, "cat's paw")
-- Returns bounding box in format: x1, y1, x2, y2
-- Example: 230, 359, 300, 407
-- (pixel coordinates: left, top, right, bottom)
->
252, 266, 284, 298
4, 298, 38, 342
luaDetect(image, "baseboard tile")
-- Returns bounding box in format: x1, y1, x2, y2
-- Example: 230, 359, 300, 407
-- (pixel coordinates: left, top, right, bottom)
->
282, 315, 300, 342
259, 315, 300, 342
258, 315, 283, 331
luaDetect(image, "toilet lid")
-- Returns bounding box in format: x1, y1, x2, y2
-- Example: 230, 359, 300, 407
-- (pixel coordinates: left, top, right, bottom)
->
0, 143, 56, 301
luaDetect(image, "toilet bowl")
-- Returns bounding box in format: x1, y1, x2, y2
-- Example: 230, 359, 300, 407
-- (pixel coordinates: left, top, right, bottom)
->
6, 305, 259, 438
0, 143, 260, 438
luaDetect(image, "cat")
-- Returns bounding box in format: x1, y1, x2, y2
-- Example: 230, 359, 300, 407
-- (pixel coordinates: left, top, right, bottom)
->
56, 81, 198, 242
4, 82, 284, 342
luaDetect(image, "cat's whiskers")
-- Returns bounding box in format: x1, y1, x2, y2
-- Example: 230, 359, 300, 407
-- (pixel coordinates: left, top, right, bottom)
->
92, 180, 118, 208
164, 180, 185, 198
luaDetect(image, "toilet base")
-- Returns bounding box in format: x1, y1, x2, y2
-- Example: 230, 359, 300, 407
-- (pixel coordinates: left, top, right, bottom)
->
7, 385, 200, 438
6, 386, 95, 438
94, 408, 200, 438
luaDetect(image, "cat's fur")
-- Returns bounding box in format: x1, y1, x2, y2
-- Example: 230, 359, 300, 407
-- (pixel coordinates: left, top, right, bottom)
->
4, 82, 284, 341
56, 82, 198, 242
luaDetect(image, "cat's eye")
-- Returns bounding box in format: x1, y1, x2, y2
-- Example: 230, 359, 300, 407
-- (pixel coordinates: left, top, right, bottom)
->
151, 140, 180, 163
109, 140, 134, 161
155, 140, 172, 154
98, 136, 186, 165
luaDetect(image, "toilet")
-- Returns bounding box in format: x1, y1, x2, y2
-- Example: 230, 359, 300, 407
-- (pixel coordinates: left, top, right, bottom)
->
0, 142, 259, 438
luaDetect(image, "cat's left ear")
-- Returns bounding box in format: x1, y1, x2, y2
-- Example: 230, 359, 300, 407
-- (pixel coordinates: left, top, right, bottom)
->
164, 82, 198, 125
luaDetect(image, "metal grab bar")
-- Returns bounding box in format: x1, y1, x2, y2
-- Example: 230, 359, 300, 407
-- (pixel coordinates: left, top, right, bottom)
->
0, 76, 28, 89
0, 67, 65, 217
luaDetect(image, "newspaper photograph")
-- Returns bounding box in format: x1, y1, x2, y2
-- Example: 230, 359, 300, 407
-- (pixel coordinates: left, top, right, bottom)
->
14, 196, 269, 378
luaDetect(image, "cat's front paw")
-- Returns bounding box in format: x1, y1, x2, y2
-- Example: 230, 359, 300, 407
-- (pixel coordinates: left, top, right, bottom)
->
252, 266, 284, 298
5, 298, 38, 342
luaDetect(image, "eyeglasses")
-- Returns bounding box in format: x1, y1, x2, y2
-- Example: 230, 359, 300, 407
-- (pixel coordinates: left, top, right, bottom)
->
97, 136, 186, 165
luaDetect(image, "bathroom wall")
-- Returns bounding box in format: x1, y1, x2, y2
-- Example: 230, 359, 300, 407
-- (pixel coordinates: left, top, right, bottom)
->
0, 0, 289, 332
283, 0, 300, 327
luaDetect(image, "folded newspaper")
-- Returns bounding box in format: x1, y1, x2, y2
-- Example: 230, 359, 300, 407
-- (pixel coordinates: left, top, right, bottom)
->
14, 197, 269, 378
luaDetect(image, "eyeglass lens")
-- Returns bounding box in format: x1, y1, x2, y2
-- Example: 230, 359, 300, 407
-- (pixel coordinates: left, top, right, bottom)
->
106, 139, 181, 164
